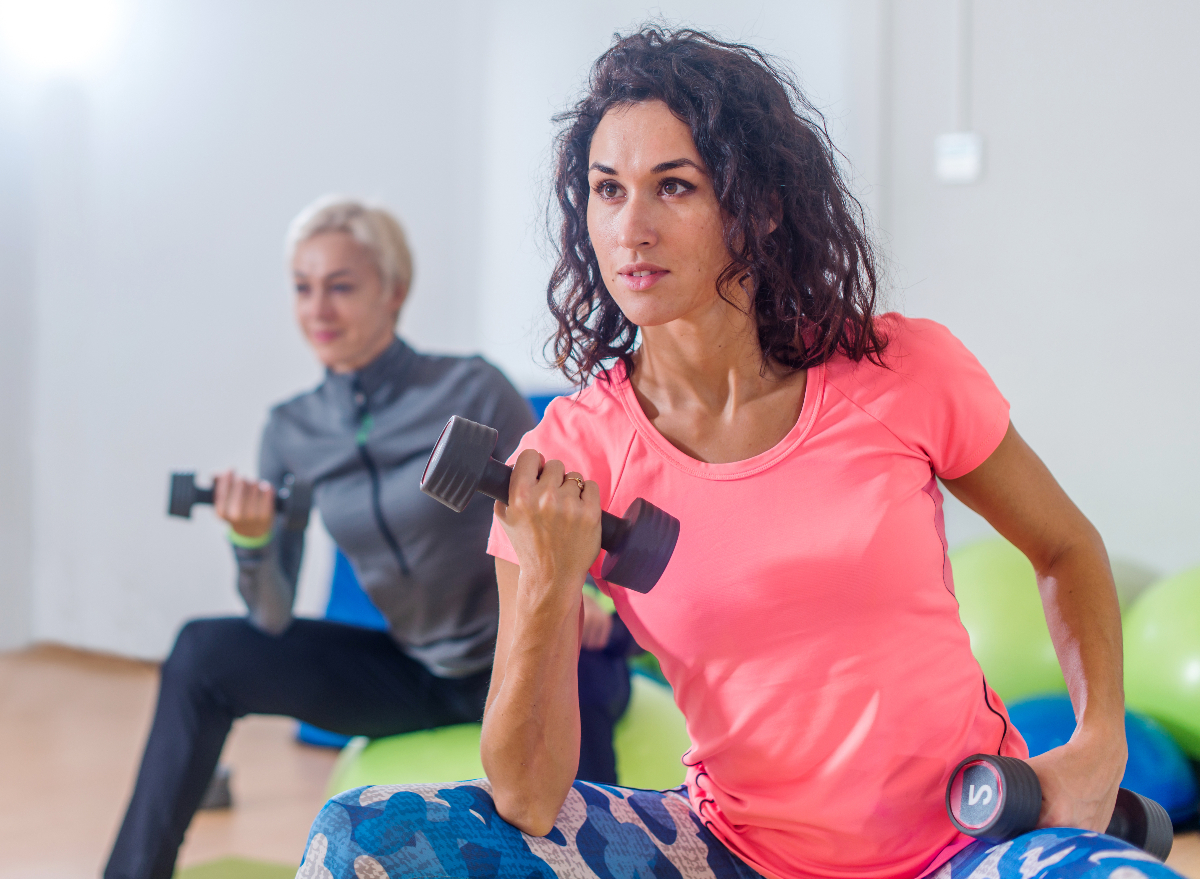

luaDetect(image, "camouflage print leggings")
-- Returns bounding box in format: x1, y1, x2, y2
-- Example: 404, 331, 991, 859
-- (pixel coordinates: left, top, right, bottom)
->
296, 780, 1183, 879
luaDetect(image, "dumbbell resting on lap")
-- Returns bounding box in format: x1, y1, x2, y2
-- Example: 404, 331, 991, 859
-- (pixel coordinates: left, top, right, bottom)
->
168, 471, 312, 532
946, 753, 1173, 860
420, 415, 680, 594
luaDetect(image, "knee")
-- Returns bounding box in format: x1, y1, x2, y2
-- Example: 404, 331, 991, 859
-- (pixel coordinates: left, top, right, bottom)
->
299, 788, 374, 876
161, 618, 240, 685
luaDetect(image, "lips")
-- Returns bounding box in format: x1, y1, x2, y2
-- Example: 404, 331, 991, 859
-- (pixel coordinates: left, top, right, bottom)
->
617, 262, 668, 291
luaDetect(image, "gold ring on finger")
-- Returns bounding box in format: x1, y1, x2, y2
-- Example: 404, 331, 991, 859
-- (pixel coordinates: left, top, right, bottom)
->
568, 475, 585, 494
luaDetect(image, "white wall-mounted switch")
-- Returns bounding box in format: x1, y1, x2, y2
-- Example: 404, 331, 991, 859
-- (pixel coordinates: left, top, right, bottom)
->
935, 132, 984, 184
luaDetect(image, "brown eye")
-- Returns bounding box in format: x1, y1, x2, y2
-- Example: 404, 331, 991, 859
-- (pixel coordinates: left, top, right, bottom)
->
595, 181, 621, 199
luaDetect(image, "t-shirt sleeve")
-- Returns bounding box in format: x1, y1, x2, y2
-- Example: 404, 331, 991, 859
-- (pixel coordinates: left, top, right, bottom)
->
486, 389, 624, 568
864, 316, 1011, 480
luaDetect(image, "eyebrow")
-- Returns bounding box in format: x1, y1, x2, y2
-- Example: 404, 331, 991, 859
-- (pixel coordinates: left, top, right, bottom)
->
588, 158, 704, 175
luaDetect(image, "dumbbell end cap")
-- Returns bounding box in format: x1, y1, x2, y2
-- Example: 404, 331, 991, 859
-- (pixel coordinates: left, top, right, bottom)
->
1111, 788, 1173, 861
946, 754, 1040, 842
421, 416, 501, 513
599, 497, 680, 593
168, 472, 197, 518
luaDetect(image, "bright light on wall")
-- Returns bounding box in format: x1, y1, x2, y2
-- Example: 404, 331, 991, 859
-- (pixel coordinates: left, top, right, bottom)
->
0, 0, 126, 76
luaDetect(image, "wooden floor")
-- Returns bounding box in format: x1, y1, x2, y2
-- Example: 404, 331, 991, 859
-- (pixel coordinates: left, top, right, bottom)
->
0, 644, 336, 878
1, 644, 1199, 878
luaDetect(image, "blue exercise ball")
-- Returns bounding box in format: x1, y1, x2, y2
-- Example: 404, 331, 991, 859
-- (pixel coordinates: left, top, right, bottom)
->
1007, 694, 1198, 823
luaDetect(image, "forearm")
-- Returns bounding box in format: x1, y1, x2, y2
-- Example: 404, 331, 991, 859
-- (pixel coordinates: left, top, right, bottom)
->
233, 519, 301, 635
1037, 526, 1125, 740
482, 572, 582, 836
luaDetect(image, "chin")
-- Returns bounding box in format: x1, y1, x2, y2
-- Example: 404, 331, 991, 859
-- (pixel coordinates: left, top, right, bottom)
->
612, 305, 681, 329
310, 344, 347, 369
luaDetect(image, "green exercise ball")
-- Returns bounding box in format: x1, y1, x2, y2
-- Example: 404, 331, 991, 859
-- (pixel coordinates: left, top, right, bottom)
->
613, 674, 691, 789
950, 538, 1065, 703
1125, 565, 1200, 758
327, 723, 484, 796
326, 674, 691, 797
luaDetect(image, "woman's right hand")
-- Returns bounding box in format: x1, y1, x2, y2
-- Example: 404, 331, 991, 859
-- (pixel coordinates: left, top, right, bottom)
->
495, 449, 602, 600
212, 470, 276, 539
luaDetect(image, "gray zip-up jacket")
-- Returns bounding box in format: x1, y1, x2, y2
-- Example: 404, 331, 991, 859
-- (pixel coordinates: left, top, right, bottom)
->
233, 337, 534, 678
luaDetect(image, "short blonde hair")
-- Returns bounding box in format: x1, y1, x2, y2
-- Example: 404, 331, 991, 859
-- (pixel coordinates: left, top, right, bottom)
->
286, 196, 414, 294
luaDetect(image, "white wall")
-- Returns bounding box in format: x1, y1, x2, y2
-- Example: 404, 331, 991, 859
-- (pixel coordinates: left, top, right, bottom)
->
0, 72, 35, 649
881, 1, 1200, 569
7, 0, 496, 656
1, 0, 1196, 658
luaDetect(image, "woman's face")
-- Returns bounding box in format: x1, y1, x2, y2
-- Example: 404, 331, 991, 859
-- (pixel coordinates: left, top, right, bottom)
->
292, 231, 405, 373
586, 100, 732, 329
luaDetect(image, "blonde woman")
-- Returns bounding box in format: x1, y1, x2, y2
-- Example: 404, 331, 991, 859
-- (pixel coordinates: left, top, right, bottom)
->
105, 198, 630, 879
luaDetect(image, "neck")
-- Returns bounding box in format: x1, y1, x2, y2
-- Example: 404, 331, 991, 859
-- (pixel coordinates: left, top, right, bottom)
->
633, 296, 783, 414
329, 331, 396, 374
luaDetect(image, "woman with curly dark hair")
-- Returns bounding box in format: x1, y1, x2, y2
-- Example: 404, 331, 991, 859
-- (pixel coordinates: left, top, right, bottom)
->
297, 27, 1171, 879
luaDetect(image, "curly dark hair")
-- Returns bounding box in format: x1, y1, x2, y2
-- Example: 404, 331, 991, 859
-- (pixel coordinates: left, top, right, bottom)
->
546, 25, 885, 383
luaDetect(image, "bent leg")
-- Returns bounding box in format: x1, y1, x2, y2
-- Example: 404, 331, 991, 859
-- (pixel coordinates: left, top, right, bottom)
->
576, 616, 635, 784
106, 617, 488, 879
946, 828, 1184, 878
300, 780, 763, 879
576, 649, 630, 784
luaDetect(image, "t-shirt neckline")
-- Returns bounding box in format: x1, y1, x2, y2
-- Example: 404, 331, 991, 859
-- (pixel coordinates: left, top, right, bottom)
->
610, 360, 825, 480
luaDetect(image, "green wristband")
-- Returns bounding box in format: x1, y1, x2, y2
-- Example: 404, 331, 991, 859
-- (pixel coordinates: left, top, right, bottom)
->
228, 528, 273, 550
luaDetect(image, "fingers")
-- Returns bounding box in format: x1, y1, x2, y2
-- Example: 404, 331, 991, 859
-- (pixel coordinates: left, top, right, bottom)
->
212, 469, 234, 519
212, 469, 275, 536
540, 458, 566, 491
507, 449, 546, 504
508, 452, 589, 505
563, 471, 586, 497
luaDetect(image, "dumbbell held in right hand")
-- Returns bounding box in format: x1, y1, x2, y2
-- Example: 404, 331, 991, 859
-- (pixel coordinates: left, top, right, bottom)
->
167, 471, 312, 532
420, 415, 680, 594
946, 753, 1173, 860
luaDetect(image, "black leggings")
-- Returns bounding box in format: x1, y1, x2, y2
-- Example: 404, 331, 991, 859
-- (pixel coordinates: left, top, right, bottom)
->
103, 617, 631, 879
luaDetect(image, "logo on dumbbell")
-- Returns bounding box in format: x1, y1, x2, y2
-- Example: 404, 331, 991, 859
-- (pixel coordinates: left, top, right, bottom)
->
967, 782, 993, 806
951, 761, 1003, 829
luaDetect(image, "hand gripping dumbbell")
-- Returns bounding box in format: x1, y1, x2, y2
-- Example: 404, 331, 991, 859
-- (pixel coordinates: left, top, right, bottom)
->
946, 753, 1173, 860
419, 415, 680, 594
167, 472, 313, 532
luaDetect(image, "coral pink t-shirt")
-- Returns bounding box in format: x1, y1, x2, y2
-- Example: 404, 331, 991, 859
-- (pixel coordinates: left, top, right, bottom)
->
487, 315, 1028, 879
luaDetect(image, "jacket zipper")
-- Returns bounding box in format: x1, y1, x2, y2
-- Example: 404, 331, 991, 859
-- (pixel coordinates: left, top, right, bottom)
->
354, 391, 411, 577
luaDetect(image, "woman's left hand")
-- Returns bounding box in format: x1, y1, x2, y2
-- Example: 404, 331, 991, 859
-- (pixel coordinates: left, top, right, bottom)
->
1027, 724, 1127, 832
580, 592, 613, 650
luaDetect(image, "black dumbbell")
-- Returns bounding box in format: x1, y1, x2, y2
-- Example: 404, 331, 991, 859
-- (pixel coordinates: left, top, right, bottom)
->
946, 753, 1173, 860
167, 472, 312, 532
419, 415, 679, 594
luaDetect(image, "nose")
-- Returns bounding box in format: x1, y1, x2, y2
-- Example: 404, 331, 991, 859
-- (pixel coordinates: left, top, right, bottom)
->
310, 286, 337, 320
615, 191, 658, 251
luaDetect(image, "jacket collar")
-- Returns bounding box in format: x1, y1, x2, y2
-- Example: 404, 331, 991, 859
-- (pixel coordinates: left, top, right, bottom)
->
323, 336, 416, 414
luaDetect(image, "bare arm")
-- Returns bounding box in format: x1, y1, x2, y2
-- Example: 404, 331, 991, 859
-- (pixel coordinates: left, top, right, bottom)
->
480, 451, 601, 836
942, 422, 1126, 831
